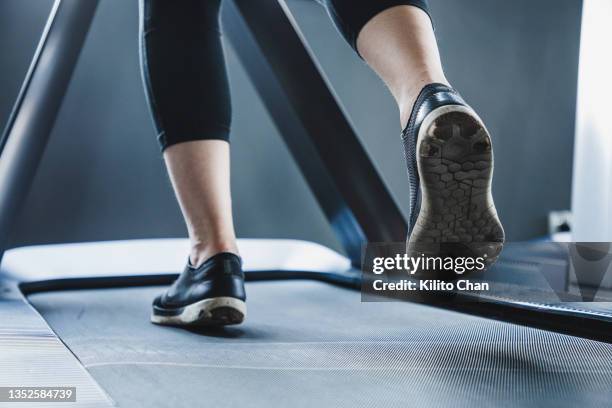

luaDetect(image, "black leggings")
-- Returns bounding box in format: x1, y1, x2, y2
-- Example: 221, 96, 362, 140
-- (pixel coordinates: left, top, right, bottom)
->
139, 0, 430, 151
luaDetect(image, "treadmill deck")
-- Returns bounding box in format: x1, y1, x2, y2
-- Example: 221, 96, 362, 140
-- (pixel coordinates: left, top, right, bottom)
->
29, 280, 612, 408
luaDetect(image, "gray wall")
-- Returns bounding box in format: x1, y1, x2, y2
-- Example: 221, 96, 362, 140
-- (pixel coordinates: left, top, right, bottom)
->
0, 0, 582, 250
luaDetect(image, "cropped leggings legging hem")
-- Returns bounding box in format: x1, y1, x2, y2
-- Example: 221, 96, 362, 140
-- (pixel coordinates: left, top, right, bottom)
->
139, 0, 431, 151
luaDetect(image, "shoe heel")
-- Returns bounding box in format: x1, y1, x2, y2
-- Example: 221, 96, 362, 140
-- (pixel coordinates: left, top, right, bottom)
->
410, 105, 504, 277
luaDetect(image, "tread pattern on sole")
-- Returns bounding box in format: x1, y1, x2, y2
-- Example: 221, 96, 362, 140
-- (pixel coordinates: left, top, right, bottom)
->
207, 306, 245, 326
409, 108, 505, 273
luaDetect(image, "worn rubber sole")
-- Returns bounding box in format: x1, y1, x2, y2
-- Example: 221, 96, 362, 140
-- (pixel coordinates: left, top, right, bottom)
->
408, 105, 504, 278
151, 297, 246, 326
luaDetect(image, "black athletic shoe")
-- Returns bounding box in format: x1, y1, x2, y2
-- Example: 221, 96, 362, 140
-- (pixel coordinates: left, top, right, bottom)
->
151, 252, 246, 326
402, 83, 504, 277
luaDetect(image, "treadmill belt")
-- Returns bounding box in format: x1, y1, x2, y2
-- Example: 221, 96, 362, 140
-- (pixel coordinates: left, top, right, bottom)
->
29, 281, 612, 408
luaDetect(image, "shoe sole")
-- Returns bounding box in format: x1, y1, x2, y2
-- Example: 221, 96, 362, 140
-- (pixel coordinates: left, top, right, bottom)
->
409, 105, 505, 276
151, 297, 246, 326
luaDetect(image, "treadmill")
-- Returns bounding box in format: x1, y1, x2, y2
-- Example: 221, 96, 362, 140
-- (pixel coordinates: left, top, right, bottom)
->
1, 1, 611, 407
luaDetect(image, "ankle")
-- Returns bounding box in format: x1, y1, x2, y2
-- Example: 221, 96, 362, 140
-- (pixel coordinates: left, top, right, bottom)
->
189, 240, 239, 268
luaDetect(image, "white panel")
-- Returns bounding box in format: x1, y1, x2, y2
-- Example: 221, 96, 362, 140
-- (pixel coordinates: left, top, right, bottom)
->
571, 0, 612, 241
1, 239, 351, 281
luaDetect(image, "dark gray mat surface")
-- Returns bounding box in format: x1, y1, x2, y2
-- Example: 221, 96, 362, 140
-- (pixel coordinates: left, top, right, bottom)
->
29, 281, 612, 408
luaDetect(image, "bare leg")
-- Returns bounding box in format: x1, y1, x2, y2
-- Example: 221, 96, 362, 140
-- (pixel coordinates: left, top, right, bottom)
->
356, 5, 448, 129
142, 0, 246, 326
163, 140, 238, 267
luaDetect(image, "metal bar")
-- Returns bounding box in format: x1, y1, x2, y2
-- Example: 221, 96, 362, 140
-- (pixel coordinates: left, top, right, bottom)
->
223, 0, 408, 266
0, 0, 99, 260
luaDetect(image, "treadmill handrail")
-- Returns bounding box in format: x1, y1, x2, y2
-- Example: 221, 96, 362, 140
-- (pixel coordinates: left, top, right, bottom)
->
0, 0, 99, 261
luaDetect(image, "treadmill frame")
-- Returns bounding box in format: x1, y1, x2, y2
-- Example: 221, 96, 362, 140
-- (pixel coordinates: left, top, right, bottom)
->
0, 0, 611, 346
